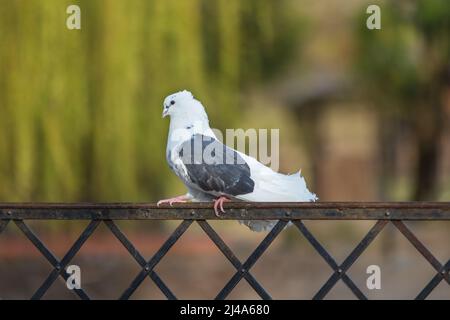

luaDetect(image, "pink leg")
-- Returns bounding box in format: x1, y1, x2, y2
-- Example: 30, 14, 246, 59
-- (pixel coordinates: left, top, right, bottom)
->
213, 196, 231, 217
157, 195, 190, 207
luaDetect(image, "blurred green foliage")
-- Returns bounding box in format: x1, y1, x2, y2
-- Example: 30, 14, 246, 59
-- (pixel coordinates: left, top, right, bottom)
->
354, 0, 450, 200
0, 0, 301, 202
355, 0, 449, 107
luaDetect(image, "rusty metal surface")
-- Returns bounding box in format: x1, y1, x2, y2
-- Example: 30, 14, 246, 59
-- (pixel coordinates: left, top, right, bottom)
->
0, 202, 449, 220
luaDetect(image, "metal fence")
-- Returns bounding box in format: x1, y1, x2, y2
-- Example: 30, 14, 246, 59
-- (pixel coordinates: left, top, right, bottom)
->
0, 202, 449, 300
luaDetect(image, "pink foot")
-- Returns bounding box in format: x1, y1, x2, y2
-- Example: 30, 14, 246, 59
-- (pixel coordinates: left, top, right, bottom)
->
213, 196, 231, 217
157, 195, 189, 207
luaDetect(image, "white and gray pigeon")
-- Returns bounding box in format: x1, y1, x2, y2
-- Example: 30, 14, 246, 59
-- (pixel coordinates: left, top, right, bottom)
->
157, 90, 317, 231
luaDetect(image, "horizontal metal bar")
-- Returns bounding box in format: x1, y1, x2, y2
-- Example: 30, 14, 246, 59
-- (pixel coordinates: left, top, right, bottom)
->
0, 202, 449, 220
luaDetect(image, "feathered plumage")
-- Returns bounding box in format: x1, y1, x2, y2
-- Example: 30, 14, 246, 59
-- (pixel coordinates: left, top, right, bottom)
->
159, 90, 317, 231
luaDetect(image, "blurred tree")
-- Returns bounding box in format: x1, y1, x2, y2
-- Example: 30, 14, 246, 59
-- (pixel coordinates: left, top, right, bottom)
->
355, 0, 450, 200
0, 0, 302, 202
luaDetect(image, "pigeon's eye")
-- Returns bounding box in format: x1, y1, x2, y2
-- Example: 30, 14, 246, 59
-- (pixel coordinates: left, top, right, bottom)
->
170, 100, 175, 105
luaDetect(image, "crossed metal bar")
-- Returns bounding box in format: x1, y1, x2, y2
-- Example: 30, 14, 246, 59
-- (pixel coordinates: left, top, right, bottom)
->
391, 221, 450, 299
293, 220, 372, 299
104, 219, 177, 299
0, 203, 449, 300
196, 220, 273, 299
14, 219, 98, 299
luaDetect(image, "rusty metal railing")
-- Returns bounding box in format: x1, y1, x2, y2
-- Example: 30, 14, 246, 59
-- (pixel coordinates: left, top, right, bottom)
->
0, 202, 449, 300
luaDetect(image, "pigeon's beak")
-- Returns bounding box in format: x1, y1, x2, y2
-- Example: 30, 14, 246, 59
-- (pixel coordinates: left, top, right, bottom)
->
162, 107, 169, 118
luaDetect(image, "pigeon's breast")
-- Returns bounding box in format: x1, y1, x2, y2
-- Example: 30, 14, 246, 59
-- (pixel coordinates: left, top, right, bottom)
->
167, 142, 195, 187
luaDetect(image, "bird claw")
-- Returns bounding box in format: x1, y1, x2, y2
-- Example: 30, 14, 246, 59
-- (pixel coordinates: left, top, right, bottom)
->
213, 196, 230, 217
157, 196, 188, 207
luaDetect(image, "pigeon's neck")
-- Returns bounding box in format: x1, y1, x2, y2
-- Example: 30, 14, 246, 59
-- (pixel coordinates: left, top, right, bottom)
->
169, 114, 210, 133
167, 115, 215, 151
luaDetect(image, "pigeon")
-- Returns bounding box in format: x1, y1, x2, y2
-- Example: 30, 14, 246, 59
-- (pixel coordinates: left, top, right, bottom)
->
157, 90, 317, 231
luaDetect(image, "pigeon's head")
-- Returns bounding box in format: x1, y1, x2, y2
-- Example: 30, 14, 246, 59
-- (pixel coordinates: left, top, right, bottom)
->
162, 90, 207, 121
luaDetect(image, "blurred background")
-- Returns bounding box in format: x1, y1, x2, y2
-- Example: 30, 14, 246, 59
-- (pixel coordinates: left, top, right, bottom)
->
0, 0, 449, 299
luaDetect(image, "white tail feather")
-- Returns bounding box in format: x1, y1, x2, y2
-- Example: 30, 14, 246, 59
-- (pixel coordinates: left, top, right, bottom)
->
237, 170, 317, 232
238, 171, 317, 202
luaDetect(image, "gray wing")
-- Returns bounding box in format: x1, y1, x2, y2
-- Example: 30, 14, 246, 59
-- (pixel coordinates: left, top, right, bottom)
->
178, 134, 255, 196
